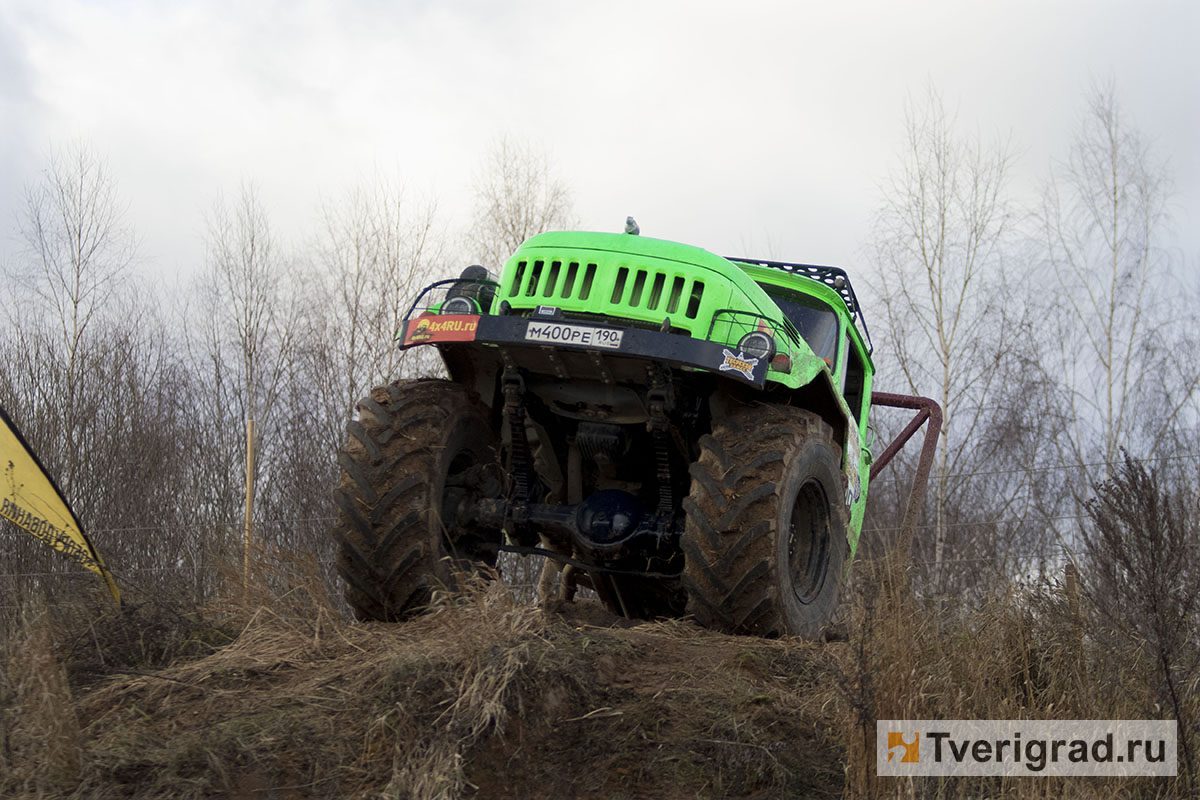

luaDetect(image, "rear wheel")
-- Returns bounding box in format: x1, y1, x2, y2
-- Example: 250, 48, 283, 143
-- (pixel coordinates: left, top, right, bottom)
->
681, 406, 849, 638
331, 379, 502, 621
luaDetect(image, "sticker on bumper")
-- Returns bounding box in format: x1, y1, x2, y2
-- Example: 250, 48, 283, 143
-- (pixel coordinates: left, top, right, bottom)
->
719, 349, 759, 381
404, 314, 480, 345
525, 321, 624, 350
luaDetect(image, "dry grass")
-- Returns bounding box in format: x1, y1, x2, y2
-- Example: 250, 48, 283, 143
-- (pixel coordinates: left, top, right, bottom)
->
0, 561, 845, 799
1, 602, 83, 795
0, 547, 1194, 799
837, 553, 1193, 799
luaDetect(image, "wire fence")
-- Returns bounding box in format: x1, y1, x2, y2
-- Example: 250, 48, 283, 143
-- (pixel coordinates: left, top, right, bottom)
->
1, 450, 1181, 598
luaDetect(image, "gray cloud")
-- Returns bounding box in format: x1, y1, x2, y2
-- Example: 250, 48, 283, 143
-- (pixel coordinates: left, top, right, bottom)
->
1, 0, 1197, 279
0, 7, 41, 254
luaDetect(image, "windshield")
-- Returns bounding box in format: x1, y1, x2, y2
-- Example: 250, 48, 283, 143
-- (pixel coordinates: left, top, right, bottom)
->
760, 286, 840, 364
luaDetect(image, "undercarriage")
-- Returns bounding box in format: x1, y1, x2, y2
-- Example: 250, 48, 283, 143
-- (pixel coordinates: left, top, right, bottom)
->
461, 365, 694, 579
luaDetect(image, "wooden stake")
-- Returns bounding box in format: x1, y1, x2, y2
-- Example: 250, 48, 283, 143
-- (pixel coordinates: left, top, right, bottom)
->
242, 417, 256, 591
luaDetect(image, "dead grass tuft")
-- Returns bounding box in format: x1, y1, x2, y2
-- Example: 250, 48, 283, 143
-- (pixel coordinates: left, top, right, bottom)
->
836, 552, 1193, 798
2, 539, 1193, 798
1, 603, 83, 796
1, 573, 844, 799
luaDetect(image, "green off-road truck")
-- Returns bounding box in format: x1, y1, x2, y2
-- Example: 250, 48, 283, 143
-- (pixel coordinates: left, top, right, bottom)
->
331, 224, 939, 638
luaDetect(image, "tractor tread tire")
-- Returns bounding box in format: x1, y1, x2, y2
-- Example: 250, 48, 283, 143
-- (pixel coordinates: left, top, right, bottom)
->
682, 405, 849, 638
331, 378, 494, 622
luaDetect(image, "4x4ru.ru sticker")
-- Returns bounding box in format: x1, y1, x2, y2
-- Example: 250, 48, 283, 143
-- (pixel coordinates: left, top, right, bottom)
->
403, 315, 480, 346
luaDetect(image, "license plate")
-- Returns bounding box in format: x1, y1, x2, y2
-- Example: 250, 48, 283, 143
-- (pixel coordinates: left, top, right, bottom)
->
524, 321, 624, 350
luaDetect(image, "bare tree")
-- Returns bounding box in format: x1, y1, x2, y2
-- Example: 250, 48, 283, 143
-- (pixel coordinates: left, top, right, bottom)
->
1079, 456, 1200, 788
1039, 82, 1191, 486
309, 177, 445, 452
12, 143, 137, 488
186, 184, 303, 565
200, 185, 299, 430
467, 136, 576, 268
867, 87, 1032, 588
2, 145, 210, 604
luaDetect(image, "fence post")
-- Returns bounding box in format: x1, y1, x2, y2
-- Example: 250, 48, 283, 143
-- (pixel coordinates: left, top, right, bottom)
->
242, 418, 256, 592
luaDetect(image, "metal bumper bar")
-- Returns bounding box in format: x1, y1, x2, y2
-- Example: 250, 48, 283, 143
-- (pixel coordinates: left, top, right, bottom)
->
399, 312, 771, 387
868, 392, 943, 543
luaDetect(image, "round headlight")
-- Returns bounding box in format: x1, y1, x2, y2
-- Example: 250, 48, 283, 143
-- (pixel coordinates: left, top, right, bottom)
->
442, 296, 477, 315
737, 331, 776, 361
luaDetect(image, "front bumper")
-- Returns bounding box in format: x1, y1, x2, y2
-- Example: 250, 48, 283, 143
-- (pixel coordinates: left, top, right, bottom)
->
399, 312, 769, 387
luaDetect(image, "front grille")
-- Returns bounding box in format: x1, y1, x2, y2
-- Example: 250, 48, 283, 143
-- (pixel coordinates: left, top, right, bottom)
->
610, 266, 705, 319
509, 260, 598, 302
504, 256, 708, 325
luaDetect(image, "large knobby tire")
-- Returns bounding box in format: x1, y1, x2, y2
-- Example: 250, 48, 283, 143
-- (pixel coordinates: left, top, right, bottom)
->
331, 379, 501, 622
682, 406, 849, 638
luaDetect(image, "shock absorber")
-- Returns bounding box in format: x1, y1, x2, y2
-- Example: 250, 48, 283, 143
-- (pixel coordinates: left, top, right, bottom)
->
645, 366, 676, 532
502, 368, 535, 527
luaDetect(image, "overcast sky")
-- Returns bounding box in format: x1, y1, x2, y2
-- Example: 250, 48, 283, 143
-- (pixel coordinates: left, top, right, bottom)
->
2, 0, 1198, 283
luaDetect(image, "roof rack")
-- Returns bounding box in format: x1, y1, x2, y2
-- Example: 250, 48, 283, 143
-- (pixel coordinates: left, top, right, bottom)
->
725, 257, 874, 355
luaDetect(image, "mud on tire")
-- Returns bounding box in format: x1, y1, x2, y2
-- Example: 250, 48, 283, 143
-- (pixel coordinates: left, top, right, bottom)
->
682, 406, 849, 638
331, 379, 501, 622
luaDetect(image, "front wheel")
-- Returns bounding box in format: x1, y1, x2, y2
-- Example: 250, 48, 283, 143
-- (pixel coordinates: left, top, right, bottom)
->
330, 379, 502, 621
681, 406, 849, 638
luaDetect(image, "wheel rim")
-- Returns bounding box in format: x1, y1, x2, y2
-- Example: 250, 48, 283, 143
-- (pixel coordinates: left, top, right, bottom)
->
787, 479, 831, 604
441, 445, 501, 564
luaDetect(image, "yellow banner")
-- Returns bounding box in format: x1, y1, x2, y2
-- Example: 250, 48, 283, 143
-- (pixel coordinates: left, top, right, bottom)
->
0, 406, 121, 604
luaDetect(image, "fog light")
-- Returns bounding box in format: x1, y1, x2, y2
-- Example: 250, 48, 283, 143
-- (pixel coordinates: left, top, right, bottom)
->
737, 331, 775, 361
441, 296, 476, 315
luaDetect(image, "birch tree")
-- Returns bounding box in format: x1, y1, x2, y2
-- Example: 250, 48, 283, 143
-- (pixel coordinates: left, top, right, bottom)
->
3, 145, 204, 599
13, 144, 137, 489
867, 88, 1028, 589
1039, 83, 1190, 486
309, 178, 444, 453
468, 136, 576, 268
190, 185, 301, 544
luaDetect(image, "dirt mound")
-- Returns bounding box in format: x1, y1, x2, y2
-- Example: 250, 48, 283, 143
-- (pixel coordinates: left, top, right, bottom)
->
9, 586, 846, 799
